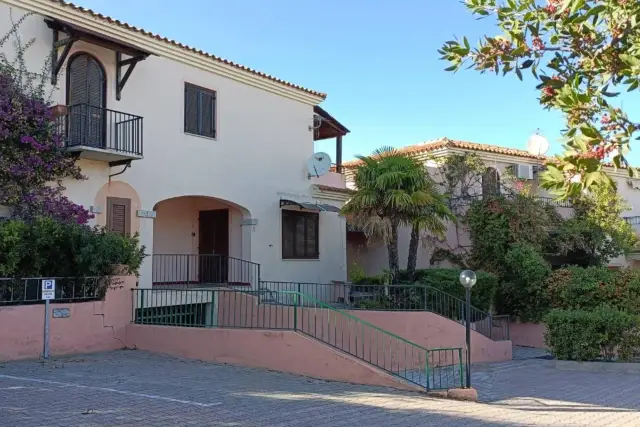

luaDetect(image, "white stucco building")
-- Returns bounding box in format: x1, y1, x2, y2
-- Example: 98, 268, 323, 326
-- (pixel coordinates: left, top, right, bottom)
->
1, 0, 352, 287
344, 138, 640, 277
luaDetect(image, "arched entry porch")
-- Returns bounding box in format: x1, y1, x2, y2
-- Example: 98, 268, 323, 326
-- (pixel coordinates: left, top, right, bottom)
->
151, 196, 257, 287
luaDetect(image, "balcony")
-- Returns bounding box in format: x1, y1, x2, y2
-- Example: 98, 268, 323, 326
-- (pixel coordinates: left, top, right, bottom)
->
312, 166, 347, 188
54, 104, 143, 164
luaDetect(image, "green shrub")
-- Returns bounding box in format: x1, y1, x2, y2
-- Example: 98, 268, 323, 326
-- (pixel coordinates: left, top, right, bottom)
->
0, 217, 146, 278
496, 243, 552, 322
352, 273, 390, 286
399, 268, 498, 312
547, 266, 640, 314
544, 308, 639, 362
354, 299, 387, 310
465, 195, 561, 275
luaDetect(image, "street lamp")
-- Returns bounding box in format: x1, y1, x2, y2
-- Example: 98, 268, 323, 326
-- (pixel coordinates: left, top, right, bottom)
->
459, 269, 477, 388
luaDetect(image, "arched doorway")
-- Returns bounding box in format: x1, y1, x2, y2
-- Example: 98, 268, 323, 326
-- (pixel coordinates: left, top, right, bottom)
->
66, 52, 107, 148
151, 196, 255, 287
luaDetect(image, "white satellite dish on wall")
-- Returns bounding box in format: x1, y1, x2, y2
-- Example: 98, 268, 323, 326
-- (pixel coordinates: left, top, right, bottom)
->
307, 152, 332, 179
527, 132, 550, 156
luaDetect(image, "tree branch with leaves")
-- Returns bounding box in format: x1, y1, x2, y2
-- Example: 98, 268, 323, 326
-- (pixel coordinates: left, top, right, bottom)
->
439, 0, 640, 199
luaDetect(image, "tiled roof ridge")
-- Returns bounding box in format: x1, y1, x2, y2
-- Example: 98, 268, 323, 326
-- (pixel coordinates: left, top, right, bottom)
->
47, 0, 326, 99
342, 138, 547, 168
314, 184, 356, 195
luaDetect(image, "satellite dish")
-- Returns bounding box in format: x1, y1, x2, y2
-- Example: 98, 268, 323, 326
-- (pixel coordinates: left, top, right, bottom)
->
307, 152, 332, 178
527, 132, 550, 156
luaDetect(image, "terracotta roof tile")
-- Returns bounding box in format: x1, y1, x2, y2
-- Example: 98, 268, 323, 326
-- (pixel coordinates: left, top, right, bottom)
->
342, 137, 629, 170
47, 0, 326, 99
342, 137, 546, 168
314, 184, 356, 195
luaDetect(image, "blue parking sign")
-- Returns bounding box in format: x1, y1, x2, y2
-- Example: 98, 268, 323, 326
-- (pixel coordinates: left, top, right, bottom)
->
42, 279, 56, 300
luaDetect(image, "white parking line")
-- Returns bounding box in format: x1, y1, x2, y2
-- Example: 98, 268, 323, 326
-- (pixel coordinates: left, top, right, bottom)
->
0, 374, 222, 407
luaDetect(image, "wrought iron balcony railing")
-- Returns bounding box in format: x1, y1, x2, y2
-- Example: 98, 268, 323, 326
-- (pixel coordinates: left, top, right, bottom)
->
151, 254, 261, 288
55, 104, 143, 158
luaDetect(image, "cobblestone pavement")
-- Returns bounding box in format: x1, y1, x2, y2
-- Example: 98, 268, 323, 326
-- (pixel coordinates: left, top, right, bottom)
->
1, 350, 640, 426
512, 345, 552, 360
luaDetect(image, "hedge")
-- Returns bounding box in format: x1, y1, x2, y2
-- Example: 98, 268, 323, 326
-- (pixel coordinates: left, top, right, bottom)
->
547, 266, 640, 314
496, 243, 552, 323
0, 217, 146, 278
353, 268, 498, 312
544, 308, 640, 362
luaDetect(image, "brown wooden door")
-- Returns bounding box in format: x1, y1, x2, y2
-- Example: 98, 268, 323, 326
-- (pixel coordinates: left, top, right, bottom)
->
198, 209, 229, 284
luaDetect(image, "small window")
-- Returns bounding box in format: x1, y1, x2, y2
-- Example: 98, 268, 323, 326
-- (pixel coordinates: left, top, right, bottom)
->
482, 167, 500, 196
107, 197, 131, 236
282, 210, 319, 259
184, 83, 216, 138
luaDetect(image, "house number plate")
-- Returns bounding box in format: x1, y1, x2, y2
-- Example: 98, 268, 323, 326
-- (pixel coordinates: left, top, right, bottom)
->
136, 210, 156, 218
52, 308, 70, 318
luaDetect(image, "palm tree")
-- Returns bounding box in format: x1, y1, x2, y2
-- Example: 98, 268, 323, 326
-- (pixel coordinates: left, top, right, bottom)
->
341, 146, 436, 279
406, 180, 456, 281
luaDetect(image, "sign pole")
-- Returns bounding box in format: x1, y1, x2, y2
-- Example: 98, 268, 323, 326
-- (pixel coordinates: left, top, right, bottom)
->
43, 299, 50, 359
41, 279, 56, 360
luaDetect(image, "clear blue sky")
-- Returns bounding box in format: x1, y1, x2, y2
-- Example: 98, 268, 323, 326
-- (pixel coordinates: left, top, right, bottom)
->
73, 0, 639, 164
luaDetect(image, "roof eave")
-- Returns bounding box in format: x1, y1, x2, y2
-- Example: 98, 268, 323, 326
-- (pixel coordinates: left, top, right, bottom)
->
9, 0, 326, 105
341, 141, 634, 179
314, 106, 350, 134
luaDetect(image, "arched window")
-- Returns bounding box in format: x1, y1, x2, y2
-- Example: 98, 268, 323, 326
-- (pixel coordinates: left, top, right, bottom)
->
482, 167, 500, 196
66, 52, 106, 108
66, 53, 106, 148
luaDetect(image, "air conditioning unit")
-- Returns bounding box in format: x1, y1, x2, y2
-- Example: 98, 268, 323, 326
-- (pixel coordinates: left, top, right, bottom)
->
515, 164, 534, 180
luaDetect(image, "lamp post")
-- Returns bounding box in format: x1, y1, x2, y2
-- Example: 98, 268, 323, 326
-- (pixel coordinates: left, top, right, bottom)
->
459, 269, 477, 388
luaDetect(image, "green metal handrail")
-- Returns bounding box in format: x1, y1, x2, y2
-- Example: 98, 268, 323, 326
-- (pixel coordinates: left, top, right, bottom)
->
417, 281, 511, 341
272, 290, 464, 390
257, 281, 510, 341
280, 291, 428, 347
132, 288, 465, 390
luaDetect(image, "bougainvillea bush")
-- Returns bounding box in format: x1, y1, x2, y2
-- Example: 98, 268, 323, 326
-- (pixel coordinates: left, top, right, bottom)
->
0, 13, 92, 224
0, 73, 93, 223
0, 17, 145, 286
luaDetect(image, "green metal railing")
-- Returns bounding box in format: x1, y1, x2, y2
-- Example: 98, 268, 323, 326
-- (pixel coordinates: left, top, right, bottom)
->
132, 288, 465, 390
258, 281, 510, 341
448, 193, 574, 209
1, 277, 105, 306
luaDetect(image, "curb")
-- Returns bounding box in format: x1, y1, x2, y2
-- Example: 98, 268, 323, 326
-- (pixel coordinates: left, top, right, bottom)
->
427, 387, 478, 402
554, 360, 640, 374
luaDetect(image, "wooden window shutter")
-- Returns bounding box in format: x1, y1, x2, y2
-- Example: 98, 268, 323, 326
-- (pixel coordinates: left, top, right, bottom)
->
200, 90, 216, 138
184, 83, 217, 138
282, 211, 295, 258
107, 197, 131, 235
184, 84, 199, 134
68, 54, 88, 106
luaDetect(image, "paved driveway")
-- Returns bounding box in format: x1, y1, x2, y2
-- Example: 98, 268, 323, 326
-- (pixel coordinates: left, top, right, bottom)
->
1, 350, 639, 426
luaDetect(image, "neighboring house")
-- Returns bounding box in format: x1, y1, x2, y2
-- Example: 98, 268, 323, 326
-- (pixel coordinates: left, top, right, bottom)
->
0, 0, 352, 286
343, 137, 640, 277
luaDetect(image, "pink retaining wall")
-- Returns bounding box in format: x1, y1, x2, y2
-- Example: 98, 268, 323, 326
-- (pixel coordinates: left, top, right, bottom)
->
215, 292, 427, 370
0, 276, 135, 361
348, 311, 512, 364
217, 291, 511, 364
509, 322, 548, 349
126, 324, 421, 391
